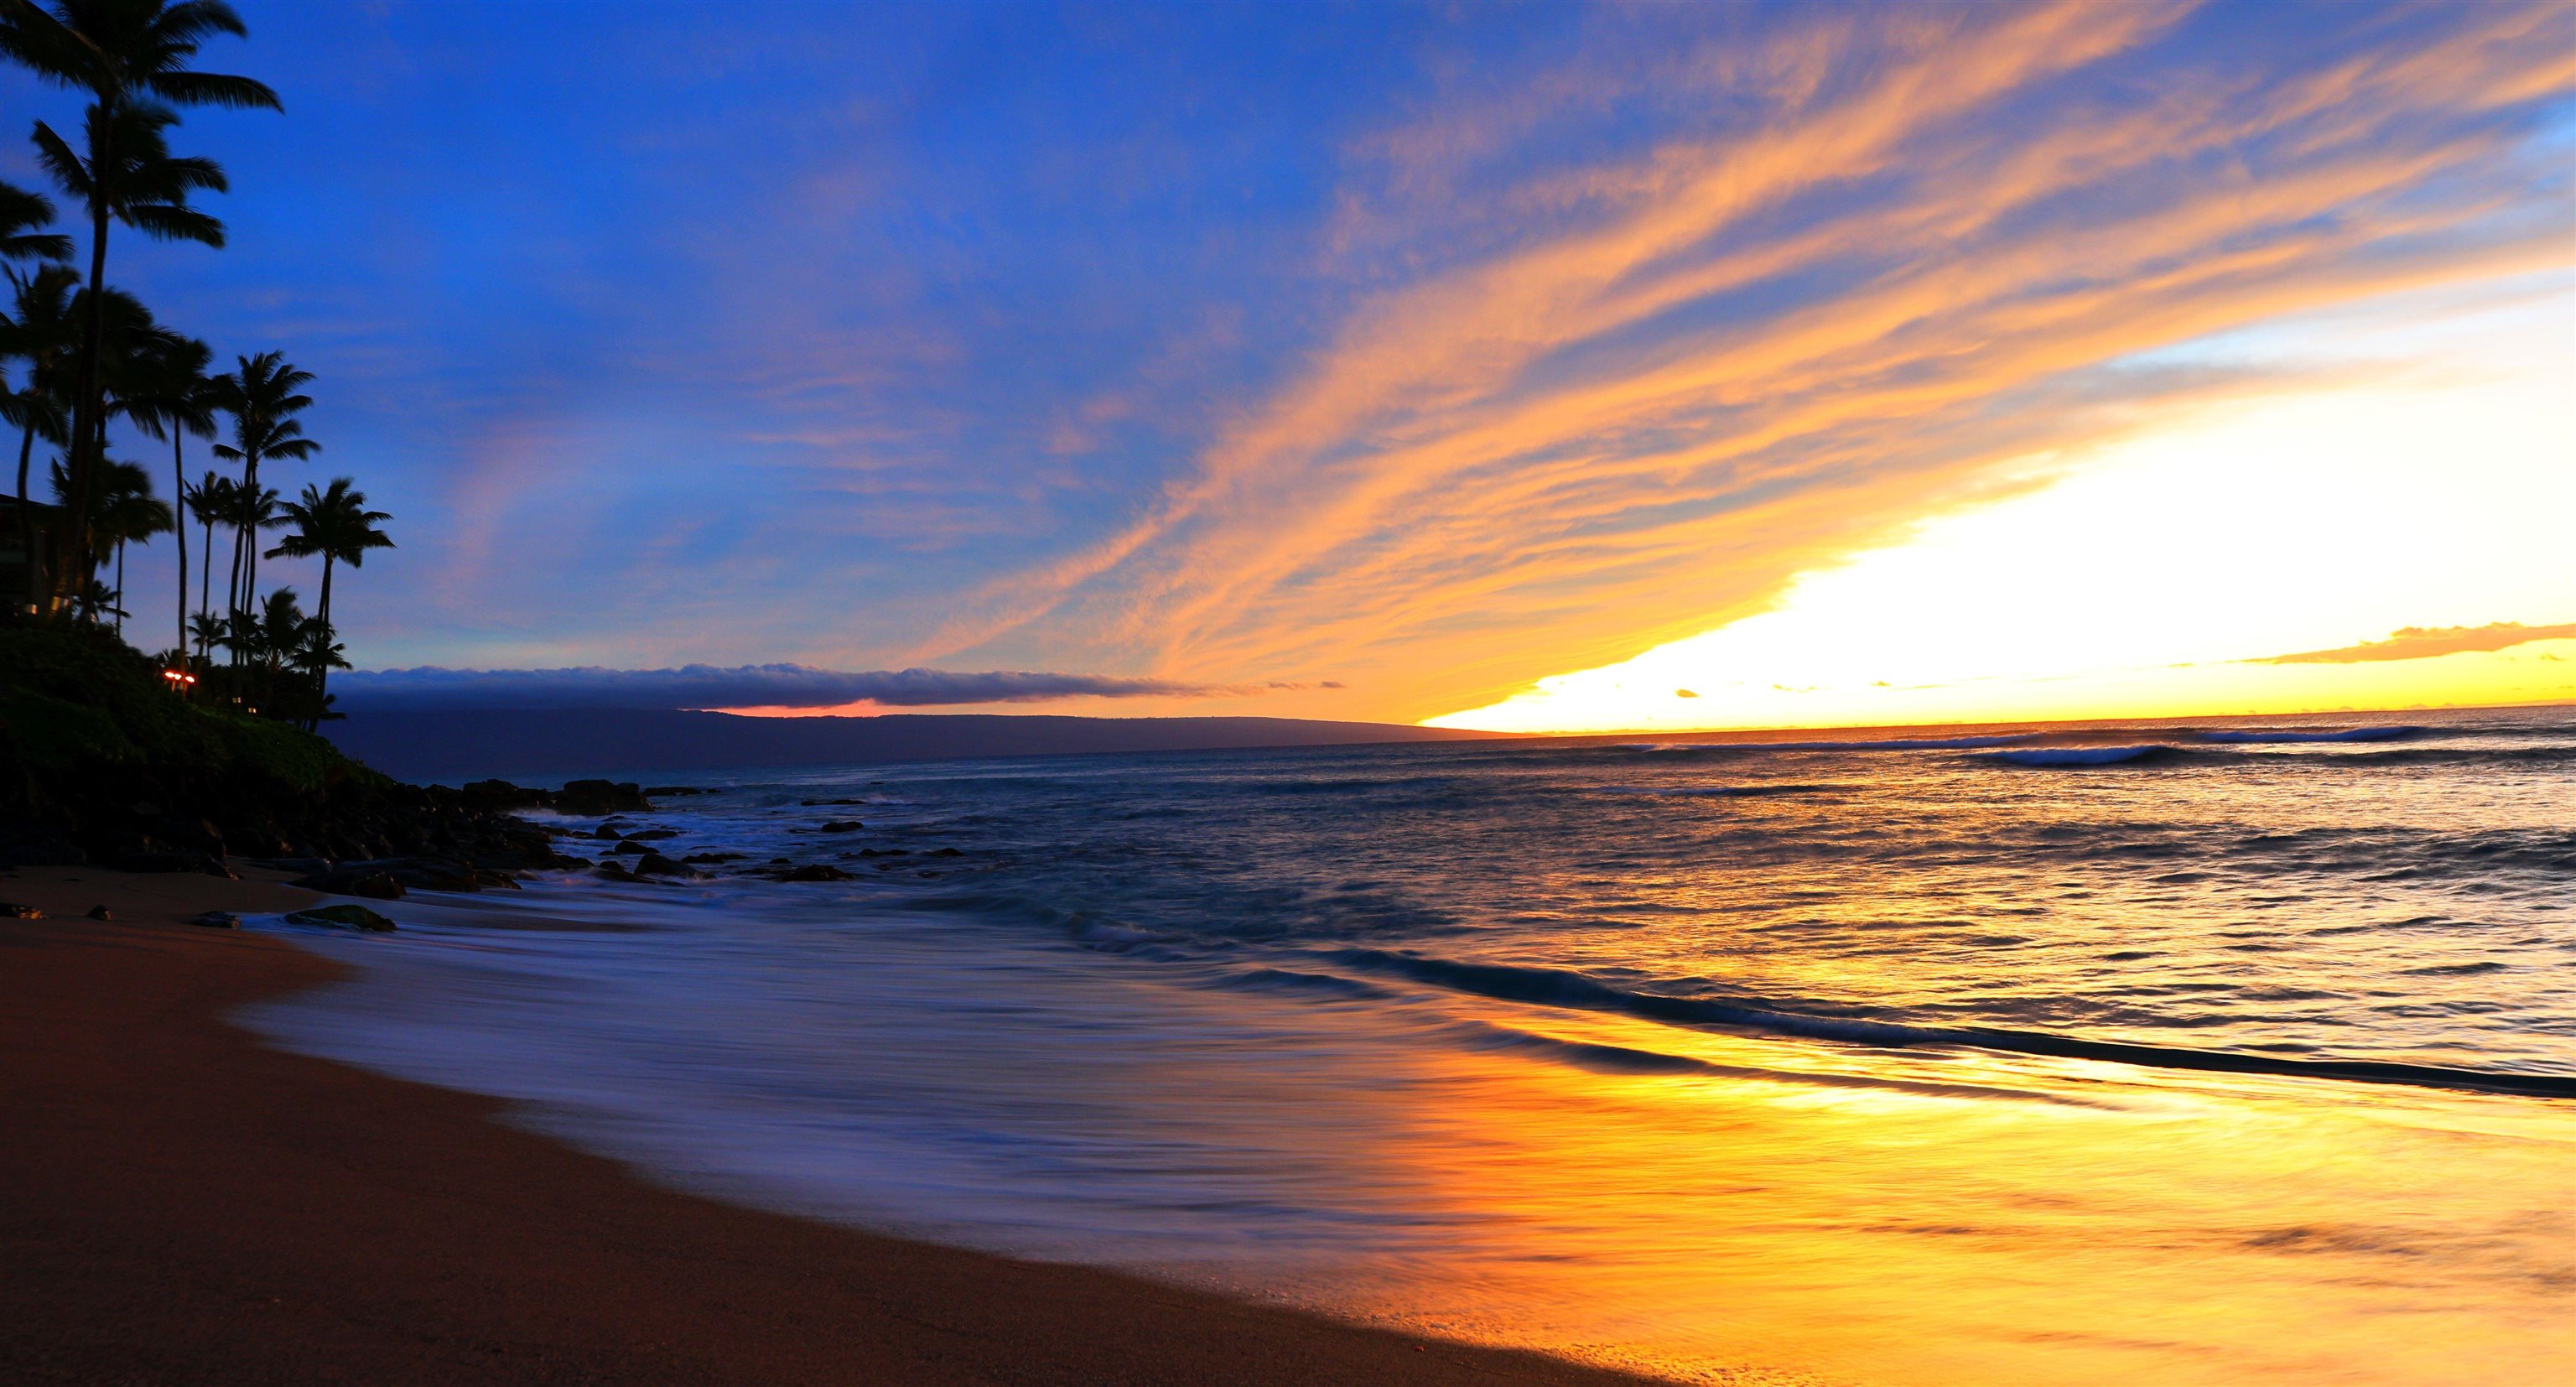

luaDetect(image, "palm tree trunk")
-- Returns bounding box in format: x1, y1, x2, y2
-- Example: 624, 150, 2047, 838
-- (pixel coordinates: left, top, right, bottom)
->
242, 455, 259, 624
313, 555, 337, 731
173, 433, 187, 661
63, 189, 112, 616
13, 419, 37, 616
113, 538, 125, 631
195, 506, 214, 657
226, 506, 246, 662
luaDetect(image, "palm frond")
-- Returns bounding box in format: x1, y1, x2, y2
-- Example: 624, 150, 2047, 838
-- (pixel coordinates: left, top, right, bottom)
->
148, 69, 278, 111
119, 201, 226, 247
27, 121, 92, 201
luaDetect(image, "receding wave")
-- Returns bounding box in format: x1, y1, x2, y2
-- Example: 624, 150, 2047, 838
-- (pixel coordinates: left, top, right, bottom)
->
1440, 1020, 2110, 1106
1325, 948, 2576, 1099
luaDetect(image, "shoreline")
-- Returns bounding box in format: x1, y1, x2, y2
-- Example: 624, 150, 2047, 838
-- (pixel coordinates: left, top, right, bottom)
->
0, 870, 1663, 1386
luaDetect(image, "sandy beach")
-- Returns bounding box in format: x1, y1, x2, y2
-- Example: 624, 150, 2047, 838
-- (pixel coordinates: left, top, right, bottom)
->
0, 868, 1658, 1387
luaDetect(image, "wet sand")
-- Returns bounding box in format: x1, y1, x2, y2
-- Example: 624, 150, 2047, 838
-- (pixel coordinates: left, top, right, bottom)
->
0, 870, 1661, 1386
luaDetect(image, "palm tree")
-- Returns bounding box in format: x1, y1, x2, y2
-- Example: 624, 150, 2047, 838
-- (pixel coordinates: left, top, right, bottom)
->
219, 475, 278, 647
184, 465, 226, 645
208, 350, 314, 623
51, 453, 165, 623
23, 100, 227, 603
0, 176, 72, 266
3, 0, 276, 613
288, 614, 346, 730
248, 583, 299, 674
99, 460, 170, 631
2, 262, 76, 610
124, 329, 213, 657
264, 476, 389, 636
185, 607, 221, 667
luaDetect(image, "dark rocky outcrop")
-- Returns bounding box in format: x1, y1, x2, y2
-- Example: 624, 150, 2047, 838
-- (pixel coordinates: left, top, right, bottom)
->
286, 903, 397, 932
632, 852, 701, 879
767, 863, 855, 882
554, 780, 652, 816
458, 779, 552, 812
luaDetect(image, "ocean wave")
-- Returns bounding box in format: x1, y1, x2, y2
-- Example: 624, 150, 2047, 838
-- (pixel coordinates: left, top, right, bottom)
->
2194, 725, 2421, 744
1761, 735, 2038, 752
2329, 745, 2576, 768
1536, 734, 2040, 761
1976, 745, 2178, 767
1590, 783, 1831, 797
1322, 948, 2576, 1099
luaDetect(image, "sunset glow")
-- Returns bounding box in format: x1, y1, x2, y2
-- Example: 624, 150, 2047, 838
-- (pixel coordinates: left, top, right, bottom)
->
1431, 278, 2576, 732
10, 0, 2568, 725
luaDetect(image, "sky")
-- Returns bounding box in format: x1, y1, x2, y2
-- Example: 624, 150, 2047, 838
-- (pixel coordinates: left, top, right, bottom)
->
6, 0, 2572, 730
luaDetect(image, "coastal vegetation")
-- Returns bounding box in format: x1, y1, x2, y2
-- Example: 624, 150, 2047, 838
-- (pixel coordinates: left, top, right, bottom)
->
0, 0, 387, 731
0, 616, 579, 881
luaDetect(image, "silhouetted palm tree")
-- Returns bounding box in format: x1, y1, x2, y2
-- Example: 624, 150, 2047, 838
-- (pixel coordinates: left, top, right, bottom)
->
288, 614, 345, 730
2, 0, 276, 610
218, 476, 278, 649
100, 460, 170, 631
0, 177, 72, 266
184, 606, 221, 664
184, 465, 225, 643
2, 262, 76, 610
126, 330, 214, 657
208, 350, 314, 623
52, 453, 166, 624
247, 583, 299, 674
264, 476, 388, 635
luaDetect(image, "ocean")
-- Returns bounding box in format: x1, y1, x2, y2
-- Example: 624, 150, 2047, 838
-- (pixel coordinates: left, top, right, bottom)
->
244, 708, 2576, 1384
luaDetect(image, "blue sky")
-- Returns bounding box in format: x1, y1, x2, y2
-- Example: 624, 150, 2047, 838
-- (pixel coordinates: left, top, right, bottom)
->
5, 1, 2570, 724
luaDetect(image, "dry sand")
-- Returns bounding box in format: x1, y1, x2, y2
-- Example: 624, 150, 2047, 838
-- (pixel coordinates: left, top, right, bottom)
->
0, 869, 1662, 1386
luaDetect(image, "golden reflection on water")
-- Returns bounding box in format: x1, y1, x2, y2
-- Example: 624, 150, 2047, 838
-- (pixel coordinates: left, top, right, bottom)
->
1291, 1008, 2576, 1386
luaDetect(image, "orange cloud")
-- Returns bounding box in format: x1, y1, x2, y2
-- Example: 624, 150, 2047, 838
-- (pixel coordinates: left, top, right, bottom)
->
2251, 622, 2576, 665
922, 0, 2576, 722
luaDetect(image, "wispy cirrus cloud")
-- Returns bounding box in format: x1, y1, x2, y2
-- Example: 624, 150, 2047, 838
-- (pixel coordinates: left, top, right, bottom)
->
2251, 622, 2576, 666
926, 0, 2576, 718
43, 3, 2568, 722
335, 665, 1223, 711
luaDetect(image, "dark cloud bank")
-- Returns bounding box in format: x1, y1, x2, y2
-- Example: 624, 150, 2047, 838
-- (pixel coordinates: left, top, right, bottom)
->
335, 664, 1223, 711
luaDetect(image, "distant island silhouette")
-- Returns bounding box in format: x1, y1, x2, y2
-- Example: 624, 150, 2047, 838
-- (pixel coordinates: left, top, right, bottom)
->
325, 707, 1502, 783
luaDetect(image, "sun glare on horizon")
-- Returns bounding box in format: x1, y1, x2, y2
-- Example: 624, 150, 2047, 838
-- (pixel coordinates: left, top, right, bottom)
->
1429, 278, 2576, 735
